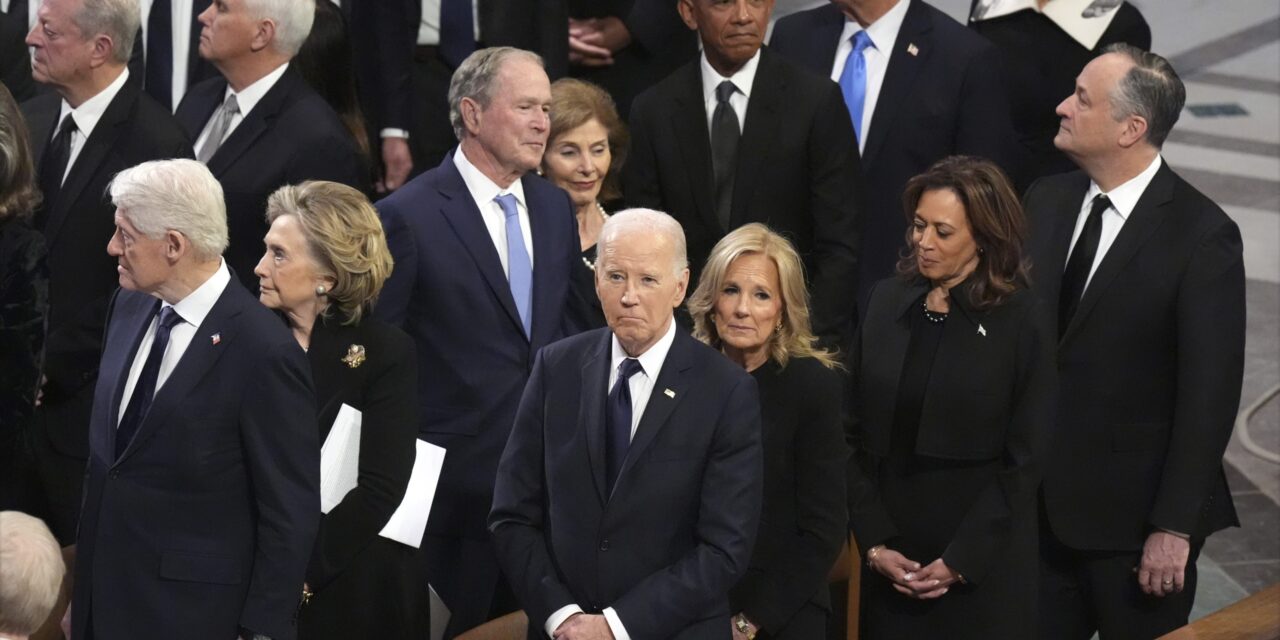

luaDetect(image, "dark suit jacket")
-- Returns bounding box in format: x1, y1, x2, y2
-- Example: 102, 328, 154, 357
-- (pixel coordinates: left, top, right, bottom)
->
770, 0, 1022, 306
624, 47, 863, 347
1, 9, 35, 101
1026, 164, 1245, 549
22, 74, 192, 459
126, 0, 219, 110
73, 279, 319, 640
848, 277, 1054, 585
490, 327, 763, 640
174, 67, 367, 291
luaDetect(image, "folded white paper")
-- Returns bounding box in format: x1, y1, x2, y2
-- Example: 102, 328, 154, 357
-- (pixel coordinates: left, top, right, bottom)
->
319, 404, 362, 514
379, 439, 446, 548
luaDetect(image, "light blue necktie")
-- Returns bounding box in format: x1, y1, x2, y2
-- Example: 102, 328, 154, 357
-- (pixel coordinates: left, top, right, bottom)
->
838, 30, 875, 144
495, 193, 532, 337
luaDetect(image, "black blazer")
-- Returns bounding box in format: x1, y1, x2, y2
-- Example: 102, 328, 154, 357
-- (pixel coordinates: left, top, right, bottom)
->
174, 67, 367, 291
770, 0, 1022, 306
1, 9, 35, 102
624, 47, 863, 347
490, 327, 763, 640
73, 280, 319, 640
848, 277, 1054, 583
0, 216, 45, 433
730, 357, 847, 638
22, 74, 192, 457
1026, 164, 1245, 549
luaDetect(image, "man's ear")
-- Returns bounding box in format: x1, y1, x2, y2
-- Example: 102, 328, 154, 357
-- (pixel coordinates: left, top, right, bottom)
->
677, 0, 699, 31
250, 18, 276, 53
88, 34, 114, 69
460, 96, 483, 136
165, 230, 188, 263
1117, 114, 1149, 149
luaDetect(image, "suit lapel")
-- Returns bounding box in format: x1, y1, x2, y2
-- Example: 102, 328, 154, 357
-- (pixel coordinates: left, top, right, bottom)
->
615, 330, 695, 486
525, 177, 560, 348
731, 51, 783, 227
804, 7, 845, 73
1037, 173, 1090, 311
26, 98, 57, 167
672, 65, 720, 234
206, 70, 300, 175
863, 0, 931, 167
105, 297, 162, 460
175, 77, 225, 140
579, 332, 612, 505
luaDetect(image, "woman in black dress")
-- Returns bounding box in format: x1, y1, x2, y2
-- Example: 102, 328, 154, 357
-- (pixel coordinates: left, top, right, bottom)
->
540, 78, 628, 331
849, 156, 1054, 638
253, 181, 427, 639
687, 223, 848, 640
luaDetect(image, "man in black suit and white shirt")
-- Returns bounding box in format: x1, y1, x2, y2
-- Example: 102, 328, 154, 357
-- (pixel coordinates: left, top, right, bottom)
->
132, 0, 218, 112
21, 0, 191, 545
624, 0, 862, 349
770, 0, 1020, 307
1026, 44, 1245, 640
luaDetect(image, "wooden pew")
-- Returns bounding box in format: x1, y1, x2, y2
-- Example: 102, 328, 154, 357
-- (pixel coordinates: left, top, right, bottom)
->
1158, 582, 1280, 640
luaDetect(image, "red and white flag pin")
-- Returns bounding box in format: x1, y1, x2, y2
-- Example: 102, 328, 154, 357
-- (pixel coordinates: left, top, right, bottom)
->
907, 43, 919, 56
211, 333, 221, 345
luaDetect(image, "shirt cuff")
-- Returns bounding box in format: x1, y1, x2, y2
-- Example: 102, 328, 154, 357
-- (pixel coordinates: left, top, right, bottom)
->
546, 604, 584, 638
603, 607, 631, 640
1159, 527, 1191, 540
379, 128, 410, 139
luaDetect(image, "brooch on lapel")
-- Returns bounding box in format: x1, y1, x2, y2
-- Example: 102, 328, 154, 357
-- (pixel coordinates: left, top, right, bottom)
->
342, 344, 366, 369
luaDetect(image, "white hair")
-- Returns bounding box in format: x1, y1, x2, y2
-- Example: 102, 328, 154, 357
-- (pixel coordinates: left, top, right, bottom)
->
109, 159, 229, 261
597, 208, 688, 277
244, 0, 316, 57
73, 0, 140, 64
0, 512, 64, 637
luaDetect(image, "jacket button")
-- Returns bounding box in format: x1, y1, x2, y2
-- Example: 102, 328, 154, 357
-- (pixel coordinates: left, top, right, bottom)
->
108, 470, 119, 479
599, 539, 609, 552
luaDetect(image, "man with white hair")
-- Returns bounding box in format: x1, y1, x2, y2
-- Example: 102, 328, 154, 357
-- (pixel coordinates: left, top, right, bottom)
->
20, 0, 191, 547
175, 0, 365, 291
71, 159, 320, 640
0, 512, 64, 640
490, 209, 763, 640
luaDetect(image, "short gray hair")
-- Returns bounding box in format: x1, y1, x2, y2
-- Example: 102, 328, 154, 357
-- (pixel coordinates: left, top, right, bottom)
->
597, 208, 689, 278
244, 0, 316, 57
447, 47, 544, 140
72, 0, 139, 64
109, 159, 229, 261
0, 512, 64, 637
1103, 43, 1185, 148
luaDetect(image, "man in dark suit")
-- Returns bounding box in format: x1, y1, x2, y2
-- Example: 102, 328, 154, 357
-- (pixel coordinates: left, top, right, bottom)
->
129, 0, 219, 112
623, 0, 862, 348
374, 47, 583, 637
21, 0, 192, 545
490, 208, 763, 640
73, 159, 319, 640
175, 0, 365, 292
1026, 45, 1245, 640
770, 0, 1020, 307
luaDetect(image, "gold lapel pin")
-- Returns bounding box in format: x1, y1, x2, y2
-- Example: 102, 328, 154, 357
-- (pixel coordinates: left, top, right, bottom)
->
664, 389, 676, 398
342, 344, 366, 368
907, 43, 919, 56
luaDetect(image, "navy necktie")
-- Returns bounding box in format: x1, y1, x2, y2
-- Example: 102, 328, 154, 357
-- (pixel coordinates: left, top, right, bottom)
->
438, 0, 475, 69
838, 30, 874, 144
710, 80, 739, 231
605, 358, 644, 494
116, 305, 183, 459
1058, 194, 1111, 337
145, 0, 174, 109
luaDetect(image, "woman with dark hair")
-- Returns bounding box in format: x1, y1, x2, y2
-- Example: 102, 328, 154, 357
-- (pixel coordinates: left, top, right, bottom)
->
847, 156, 1054, 638
294, 0, 371, 166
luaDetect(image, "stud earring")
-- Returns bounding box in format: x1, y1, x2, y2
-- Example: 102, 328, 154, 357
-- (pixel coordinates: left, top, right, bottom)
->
316, 285, 327, 296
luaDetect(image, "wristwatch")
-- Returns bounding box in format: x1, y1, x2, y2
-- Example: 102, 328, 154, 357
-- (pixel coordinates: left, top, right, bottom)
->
734, 613, 757, 640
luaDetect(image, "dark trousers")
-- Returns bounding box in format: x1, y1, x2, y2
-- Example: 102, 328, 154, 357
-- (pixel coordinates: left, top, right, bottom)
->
1039, 520, 1201, 640
27, 407, 89, 545
422, 533, 519, 638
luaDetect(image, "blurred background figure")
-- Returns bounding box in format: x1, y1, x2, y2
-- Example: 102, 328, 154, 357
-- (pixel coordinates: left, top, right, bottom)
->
0, 512, 65, 640
687, 223, 848, 640
295, 0, 373, 180
255, 181, 427, 640
848, 156, 1053, 638
541, 77, 628, 331
1, 7, 35, 102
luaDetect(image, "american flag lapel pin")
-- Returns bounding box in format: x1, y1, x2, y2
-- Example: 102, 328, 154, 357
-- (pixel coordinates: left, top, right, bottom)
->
664, 388, 676, 398
211, 333, 221, 345
907, 43, 919, 56
977, 324, 987, 337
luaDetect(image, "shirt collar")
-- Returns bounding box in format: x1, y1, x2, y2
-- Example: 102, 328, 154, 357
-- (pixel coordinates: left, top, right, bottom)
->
452, 145, 528, 210
841, 0, 910, 55
58, 68, 131, 140
610, 316, 678, 380
699, 48, 762, 106
1085, 154, 1163, 221
223, 62, 289, 120
168, 259, 231, 329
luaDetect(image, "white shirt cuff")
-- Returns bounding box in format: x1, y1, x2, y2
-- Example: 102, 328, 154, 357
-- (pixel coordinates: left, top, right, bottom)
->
379, 128, 410, 139
603, 607, 630, 640
545, 604, 584, 638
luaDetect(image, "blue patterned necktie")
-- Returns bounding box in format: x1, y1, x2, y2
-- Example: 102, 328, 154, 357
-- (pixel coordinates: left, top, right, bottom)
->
116, 305, 183, 459
495, 193, 532, 337
838, 30, 875, 144
606, 358, 644, 495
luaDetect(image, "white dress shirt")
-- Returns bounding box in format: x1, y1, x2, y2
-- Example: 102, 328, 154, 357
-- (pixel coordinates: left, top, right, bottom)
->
699, 49, 761, 136
54, 68, 130, 185
139, 0, 195, 112
544, 319, 679, 640
1066, 154, 1163, 289
416, 0, 480, 45
452, 145, 535, 273
192, 62, 290, 154
829, 0, 910, 152
117, 260, 231, 426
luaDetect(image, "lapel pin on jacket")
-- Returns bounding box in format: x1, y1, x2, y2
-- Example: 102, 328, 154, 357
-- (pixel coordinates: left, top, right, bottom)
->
211, 333, 221, 345
907, 43, 919, 56
978, 324, 987, 337
664, 389, 676, 398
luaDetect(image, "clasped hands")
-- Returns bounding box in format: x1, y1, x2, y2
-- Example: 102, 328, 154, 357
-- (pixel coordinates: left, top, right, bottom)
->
554, 613, 614, 640
568, 17, 631, 68
867, 545, 963, 599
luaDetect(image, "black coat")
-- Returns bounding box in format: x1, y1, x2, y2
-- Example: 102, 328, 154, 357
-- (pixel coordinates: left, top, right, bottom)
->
1026, 164, 1245, 549
0, 216, 45, 442
1, 9, 35, 101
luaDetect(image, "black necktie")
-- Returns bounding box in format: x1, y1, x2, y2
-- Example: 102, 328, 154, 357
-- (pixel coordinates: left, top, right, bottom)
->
116, 305, 183, 459
710, 80, 740, 231
145, 0, 174, 109
1058, 194, 1111, 337
36, 114, 77, 227
605, 358, 644, 495
438, 0, 475, 69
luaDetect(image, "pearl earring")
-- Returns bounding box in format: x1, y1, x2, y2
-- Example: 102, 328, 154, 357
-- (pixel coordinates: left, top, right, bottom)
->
316, 285, 327, 296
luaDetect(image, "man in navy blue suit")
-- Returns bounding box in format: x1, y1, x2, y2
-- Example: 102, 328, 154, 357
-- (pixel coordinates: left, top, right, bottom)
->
375, 46, 583, 637
72, 159, 319, 640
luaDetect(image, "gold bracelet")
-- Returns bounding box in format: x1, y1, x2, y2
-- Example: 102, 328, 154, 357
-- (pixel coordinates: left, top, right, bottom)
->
866, 545, 883, 567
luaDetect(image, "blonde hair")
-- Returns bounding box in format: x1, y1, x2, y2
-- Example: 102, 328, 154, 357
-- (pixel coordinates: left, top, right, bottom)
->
265, 181, 392, 324
546, 78, 629, 202
688, 223, 839, 369
0, 84, 40, 221
0, 512, 64, 637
